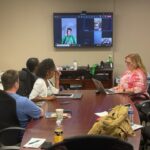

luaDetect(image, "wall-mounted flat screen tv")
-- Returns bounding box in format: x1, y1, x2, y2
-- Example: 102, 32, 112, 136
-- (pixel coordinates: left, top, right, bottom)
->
53, 12, 113, 48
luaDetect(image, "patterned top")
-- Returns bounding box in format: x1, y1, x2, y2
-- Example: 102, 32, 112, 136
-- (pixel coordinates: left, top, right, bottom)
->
120, 68, 148, 94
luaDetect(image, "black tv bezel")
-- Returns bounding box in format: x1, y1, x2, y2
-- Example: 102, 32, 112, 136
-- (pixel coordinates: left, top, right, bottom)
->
53, 12, 113, 48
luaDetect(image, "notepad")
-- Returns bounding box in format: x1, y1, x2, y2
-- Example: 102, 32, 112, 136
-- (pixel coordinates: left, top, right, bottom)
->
95, 111, 108, 117
23, 138, 46, 148
131, 124, 143, 131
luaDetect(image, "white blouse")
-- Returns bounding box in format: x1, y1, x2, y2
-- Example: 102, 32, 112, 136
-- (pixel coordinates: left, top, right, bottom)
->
29, 78, 59, 100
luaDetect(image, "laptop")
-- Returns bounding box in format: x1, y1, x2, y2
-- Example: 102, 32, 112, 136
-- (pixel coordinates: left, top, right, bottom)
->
92, 78, 131, 95
54, 93, 82, 99
92, 78, 115, 95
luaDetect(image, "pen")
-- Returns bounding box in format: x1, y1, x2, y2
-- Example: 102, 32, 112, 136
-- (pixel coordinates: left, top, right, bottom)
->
29, 140, 40, 145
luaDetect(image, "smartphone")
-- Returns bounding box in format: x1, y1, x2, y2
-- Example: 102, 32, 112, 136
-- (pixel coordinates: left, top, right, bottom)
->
124, 103, 131, 107
64, 109, 72, 115
41, 141, 52, 149
54, 93, 72, 96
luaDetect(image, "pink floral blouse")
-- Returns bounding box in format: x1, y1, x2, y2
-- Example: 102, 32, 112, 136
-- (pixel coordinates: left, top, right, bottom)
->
120, 68, 148, 94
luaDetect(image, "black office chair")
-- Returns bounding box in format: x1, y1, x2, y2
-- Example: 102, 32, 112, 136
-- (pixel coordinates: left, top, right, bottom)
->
135, 100, 150, 150
131, 82, 150, 105
132, 83, 150, 124
49, 135, 133, 150
0, 90, 25, 150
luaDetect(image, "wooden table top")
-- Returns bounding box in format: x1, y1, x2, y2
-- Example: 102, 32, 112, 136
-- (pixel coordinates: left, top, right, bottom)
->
21, 90, 141, 150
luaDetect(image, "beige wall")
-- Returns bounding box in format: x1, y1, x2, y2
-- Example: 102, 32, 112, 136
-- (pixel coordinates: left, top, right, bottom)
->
0, 0, 150, 77
114, 0, 150, 76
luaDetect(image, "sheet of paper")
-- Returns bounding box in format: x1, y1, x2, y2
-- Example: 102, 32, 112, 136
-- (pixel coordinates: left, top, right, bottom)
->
108, 88, 114, 92
45, 112, 71, 118
131, 124, 143, 131
23, 138, 46, 148
95, 111, 108, 117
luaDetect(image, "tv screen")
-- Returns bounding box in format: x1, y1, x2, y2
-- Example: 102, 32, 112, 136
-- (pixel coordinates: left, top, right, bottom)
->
53, 12, 113, 48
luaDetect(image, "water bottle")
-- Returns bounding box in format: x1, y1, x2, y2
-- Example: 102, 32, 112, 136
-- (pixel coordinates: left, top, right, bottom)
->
73, 60, 78, 70
128, 106, 134, 126
108, 55, 113, 68
53, 120, 64, 143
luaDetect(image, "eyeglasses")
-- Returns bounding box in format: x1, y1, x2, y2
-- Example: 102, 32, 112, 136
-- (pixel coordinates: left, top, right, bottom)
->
125, 61, 132, 65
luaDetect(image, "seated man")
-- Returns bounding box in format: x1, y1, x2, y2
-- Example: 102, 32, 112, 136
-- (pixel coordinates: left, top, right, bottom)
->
17, 57, 39, 97
1, 70, 43, 128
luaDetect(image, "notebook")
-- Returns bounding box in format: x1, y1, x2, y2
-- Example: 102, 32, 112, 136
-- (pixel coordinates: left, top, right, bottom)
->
35, 101, 45, 107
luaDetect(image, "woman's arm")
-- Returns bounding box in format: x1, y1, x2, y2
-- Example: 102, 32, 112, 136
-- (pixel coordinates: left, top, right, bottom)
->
54, 70, 61, 89
119, 70, 146, 93
31, 95, 56, 102
131, 71, 147, 93
29, 79, 46, 100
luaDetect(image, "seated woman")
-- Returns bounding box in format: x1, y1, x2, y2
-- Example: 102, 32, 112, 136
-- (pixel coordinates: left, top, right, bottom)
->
29, 58, 60, 101
114, 53, 148, 97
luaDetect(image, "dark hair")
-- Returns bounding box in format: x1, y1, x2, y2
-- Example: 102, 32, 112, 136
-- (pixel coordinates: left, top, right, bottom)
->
1, 70, 19, 90
26, 58, 39, 72
67, 28, 72, 32
36, 58, 56, 78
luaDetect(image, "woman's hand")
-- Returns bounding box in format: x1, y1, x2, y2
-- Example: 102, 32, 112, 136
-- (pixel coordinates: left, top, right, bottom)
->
55, 70, 61, 80
54, 70, 61, 89
113, 85, 124, 93
33, 96, 56, 101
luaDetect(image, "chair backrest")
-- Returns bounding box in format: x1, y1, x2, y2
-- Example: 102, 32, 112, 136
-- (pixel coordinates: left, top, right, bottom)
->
147, 81, 150, 95
0, 90, 20, 145
17, 68, 36, 96
49, 135, 133, 150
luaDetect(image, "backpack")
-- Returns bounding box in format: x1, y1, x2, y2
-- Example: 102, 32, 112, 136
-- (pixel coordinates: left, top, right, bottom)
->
88, 105, 135, 140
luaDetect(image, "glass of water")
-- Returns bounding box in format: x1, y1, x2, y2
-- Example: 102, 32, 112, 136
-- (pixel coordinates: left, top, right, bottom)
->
56, 109, 64, 122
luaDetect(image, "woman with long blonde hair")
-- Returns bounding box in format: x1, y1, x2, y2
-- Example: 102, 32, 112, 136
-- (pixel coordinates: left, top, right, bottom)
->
115, 53, 148, 95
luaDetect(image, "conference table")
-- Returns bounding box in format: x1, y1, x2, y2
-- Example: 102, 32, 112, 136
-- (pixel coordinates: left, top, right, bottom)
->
20, 90, 141, 150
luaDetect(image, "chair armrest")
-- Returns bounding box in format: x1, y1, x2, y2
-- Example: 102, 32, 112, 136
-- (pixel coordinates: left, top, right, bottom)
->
146, 112, 150, 120
137, 100, 150, 106
0, 127, 25, 133
135, 99, 150, 112
0, 145, 20, 150
0, 127, 25, 150
129, 93, 150, 101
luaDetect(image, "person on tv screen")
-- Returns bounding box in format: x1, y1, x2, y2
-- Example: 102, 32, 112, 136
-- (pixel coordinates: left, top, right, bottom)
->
62, 27, 76, 45
114, 53, 148, 96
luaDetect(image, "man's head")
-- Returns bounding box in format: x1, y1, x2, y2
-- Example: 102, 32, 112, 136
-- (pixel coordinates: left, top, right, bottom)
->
26, 58, 39, 73
1, 70, 19, 91
67, 28, 72, 36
